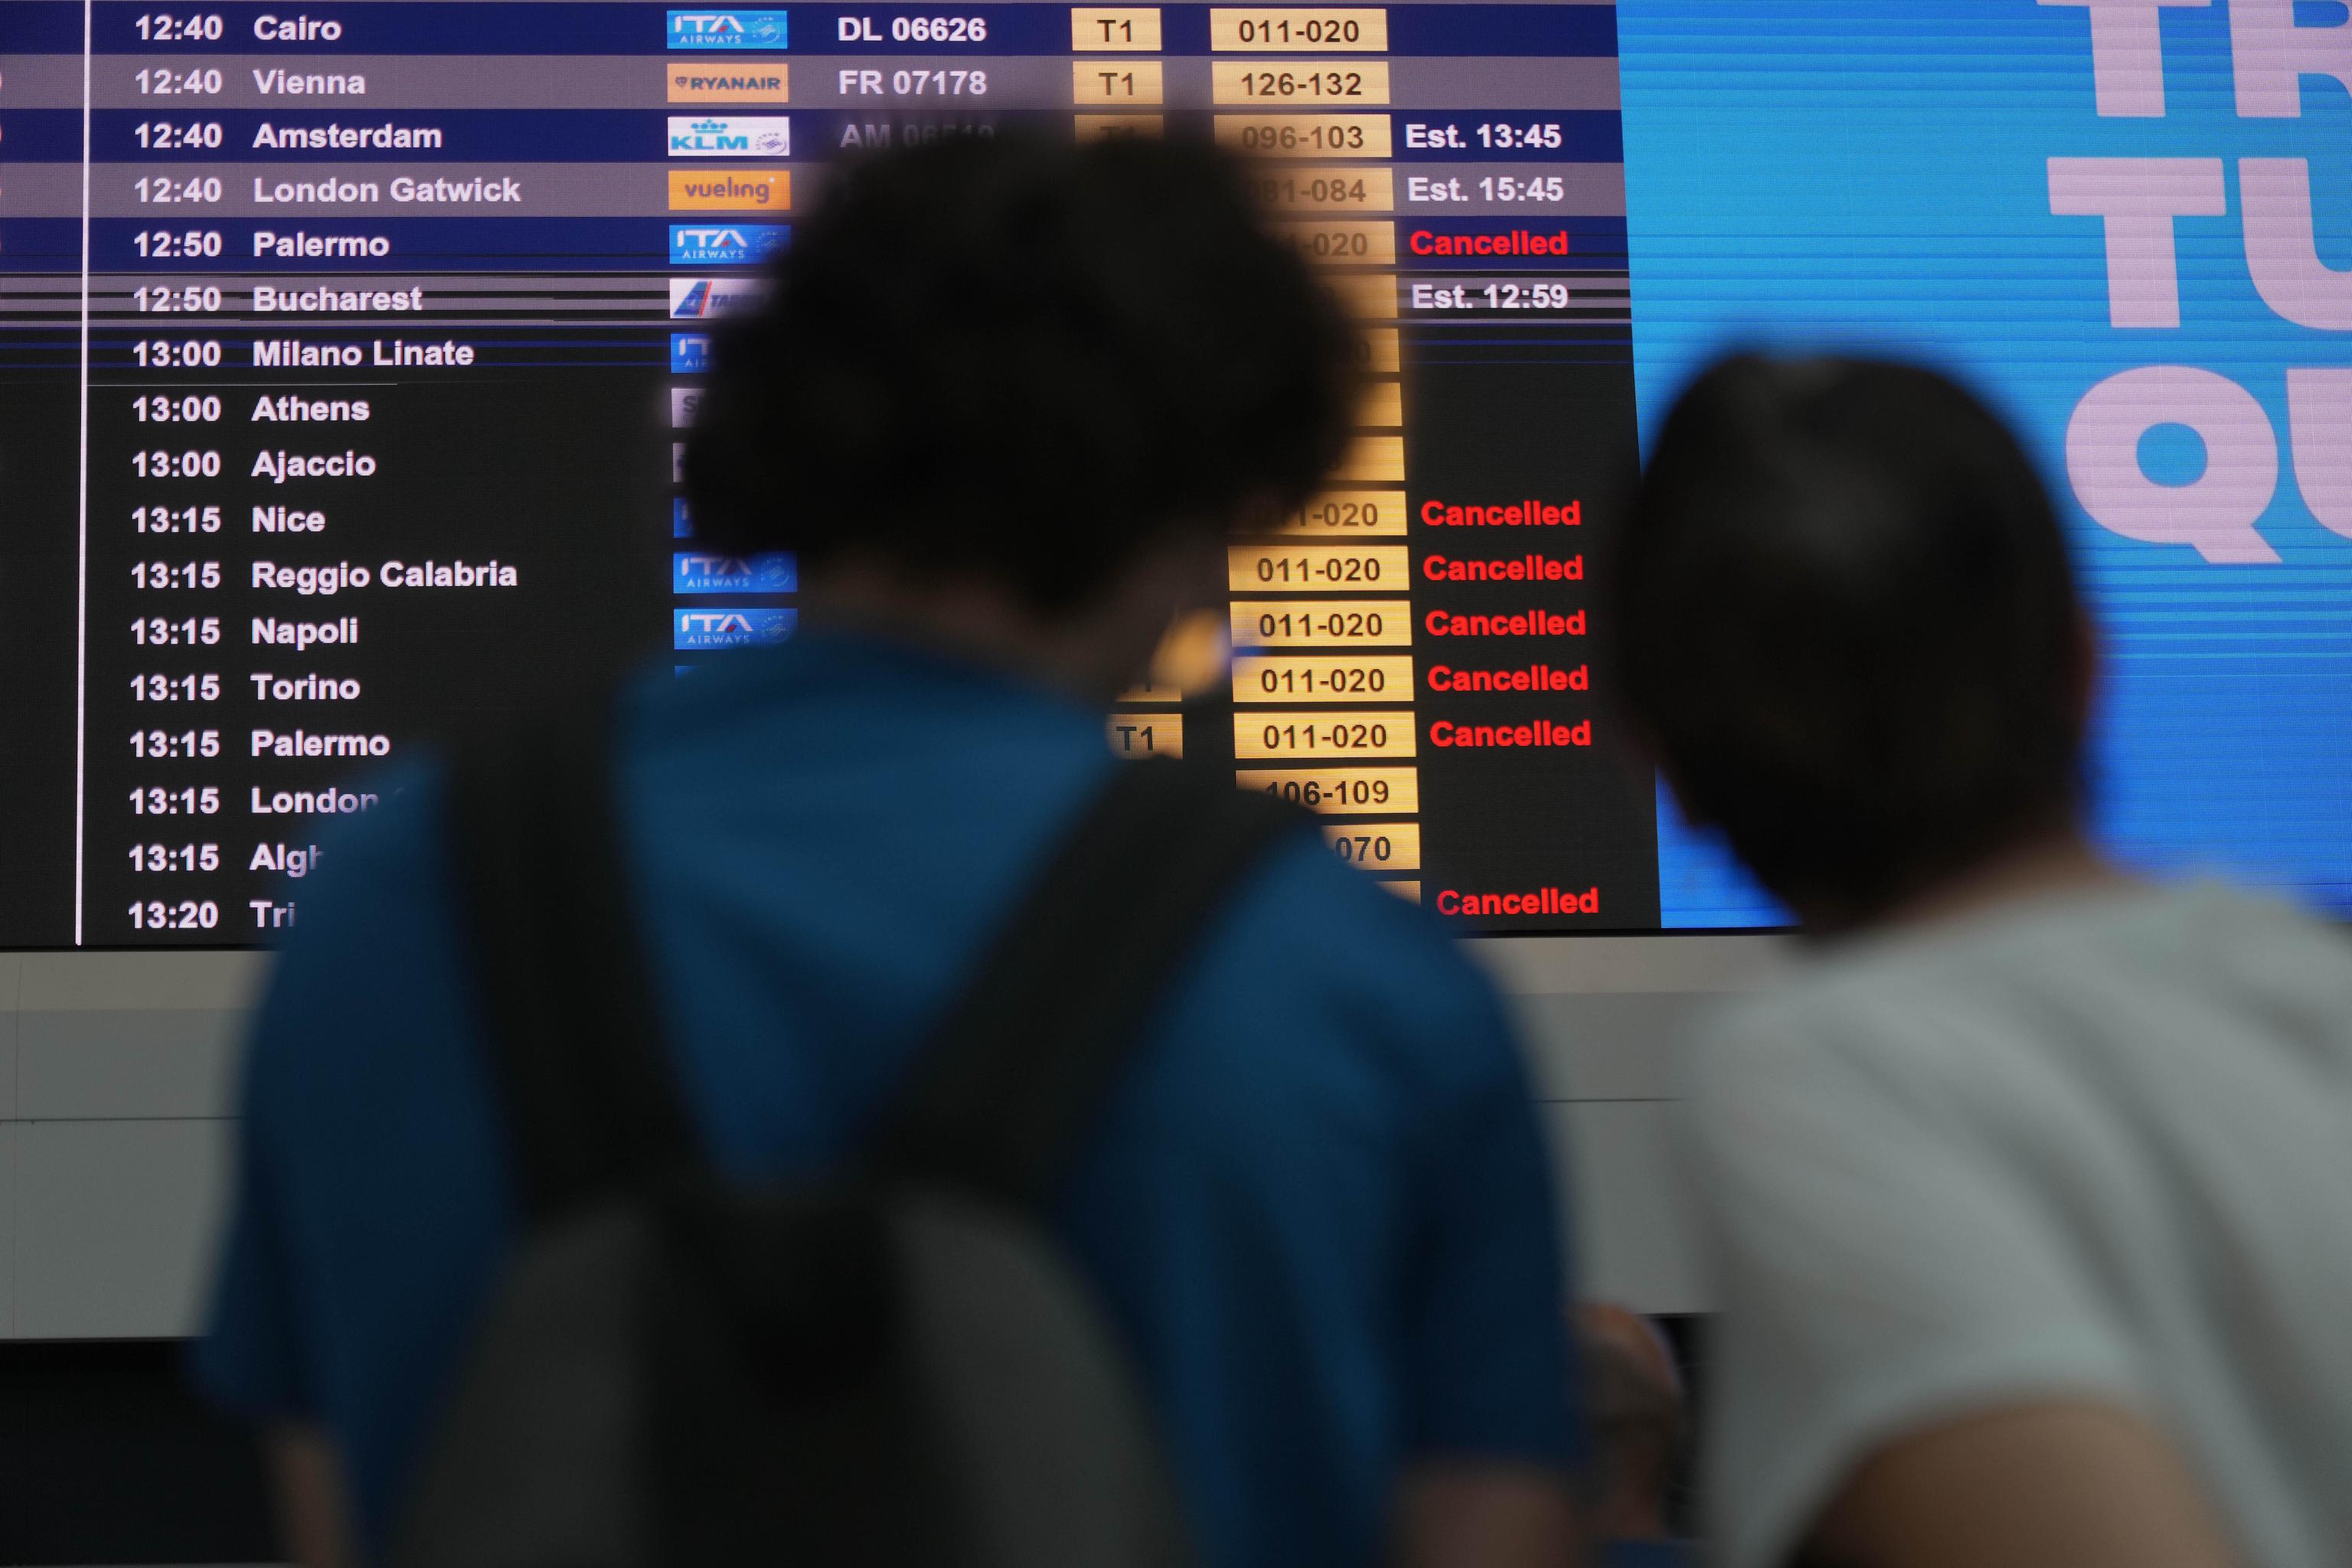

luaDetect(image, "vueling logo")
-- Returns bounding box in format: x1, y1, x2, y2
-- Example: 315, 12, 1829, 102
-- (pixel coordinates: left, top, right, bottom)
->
668, 169, 789, 211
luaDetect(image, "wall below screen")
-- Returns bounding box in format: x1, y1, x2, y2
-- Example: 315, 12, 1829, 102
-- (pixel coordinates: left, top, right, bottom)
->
0, 939, 1768, 1560
0, 1340, 276, 1565
2, 1324, 1713, 1564
0, 937, 1776, 1341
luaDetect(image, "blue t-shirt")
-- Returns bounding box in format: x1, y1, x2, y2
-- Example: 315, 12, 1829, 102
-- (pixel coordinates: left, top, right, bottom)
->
196, 632, 1580, 1568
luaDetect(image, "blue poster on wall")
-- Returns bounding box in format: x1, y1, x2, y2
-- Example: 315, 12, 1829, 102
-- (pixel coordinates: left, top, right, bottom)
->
1621, 0, 2352, 925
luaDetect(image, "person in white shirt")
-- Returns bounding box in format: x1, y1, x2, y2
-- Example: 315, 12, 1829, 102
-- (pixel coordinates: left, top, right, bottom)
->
1607, 353, 2352, 1568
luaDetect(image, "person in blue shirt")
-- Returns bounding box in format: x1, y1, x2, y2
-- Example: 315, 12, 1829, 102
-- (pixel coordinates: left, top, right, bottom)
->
198, 133, 1584, 1568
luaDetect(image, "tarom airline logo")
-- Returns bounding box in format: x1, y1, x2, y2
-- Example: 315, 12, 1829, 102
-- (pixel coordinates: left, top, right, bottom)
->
669, 169, 789, 211
674, 552, 798, 594
668, 224, 787, 265
671, 333, 712, 373
667, 11, 789, 50
671, 386, 702, 428
668, 116, 790, 156
668, 276, 772, 318
669, 65, 790, 102
675, 607, 796, 649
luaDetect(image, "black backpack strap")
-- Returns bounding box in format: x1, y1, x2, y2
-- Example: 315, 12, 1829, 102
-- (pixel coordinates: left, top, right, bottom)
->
454, 687, 1311, 1222
867, 763, 1311, 1206
448, 691, 701, 1224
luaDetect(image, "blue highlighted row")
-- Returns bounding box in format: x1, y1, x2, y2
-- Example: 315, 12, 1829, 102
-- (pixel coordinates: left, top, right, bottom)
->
67, 218, 779, 273
43, 109, 1617, 165
0, 109, 1618, 165
67, 4, 1615, 57
54, 217, 676, 273
19, 217, 1619, 276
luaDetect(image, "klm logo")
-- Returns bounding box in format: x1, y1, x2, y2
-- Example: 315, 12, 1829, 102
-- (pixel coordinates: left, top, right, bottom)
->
671, 117, 747, 153
668, 116, 790, 156
668, 11, 789, 49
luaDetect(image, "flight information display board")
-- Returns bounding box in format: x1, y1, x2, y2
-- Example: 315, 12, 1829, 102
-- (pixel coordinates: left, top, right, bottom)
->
1, 0, 1649, 946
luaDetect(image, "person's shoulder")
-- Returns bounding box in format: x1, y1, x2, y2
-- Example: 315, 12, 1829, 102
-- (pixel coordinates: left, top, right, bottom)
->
1683, 880, 2352, 1128
328, 750, 449, 849
1675, 915, 2032, 1140
269, 756, 456, 954
1187, 825, 1523, 1094
2126, 879, 2352, 990
238, 756, 463, 1119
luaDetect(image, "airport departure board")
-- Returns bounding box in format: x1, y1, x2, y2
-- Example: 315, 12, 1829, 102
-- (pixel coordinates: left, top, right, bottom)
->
0, 0, 1650, 946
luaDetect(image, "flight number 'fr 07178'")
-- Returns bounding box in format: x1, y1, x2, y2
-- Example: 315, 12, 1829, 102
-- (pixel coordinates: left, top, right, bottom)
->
835, 68, 989, 95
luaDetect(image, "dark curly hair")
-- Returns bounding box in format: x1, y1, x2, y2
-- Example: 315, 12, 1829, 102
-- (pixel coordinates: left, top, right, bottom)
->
682, 132, 1362, 609
1609, 354, 2090, 923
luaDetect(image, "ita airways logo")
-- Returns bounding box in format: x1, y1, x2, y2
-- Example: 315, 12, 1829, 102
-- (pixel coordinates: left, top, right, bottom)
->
673, 552, 798, 593
668, 11, 789, 50
675, 607, 796, 649
668, 276, 772, 318
668, 116, 790, 156
668, 224, 788, 266
671, 332, 712, 372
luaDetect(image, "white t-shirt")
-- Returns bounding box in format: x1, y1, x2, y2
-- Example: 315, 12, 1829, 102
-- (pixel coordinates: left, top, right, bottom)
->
1681, 882, 2352, 1568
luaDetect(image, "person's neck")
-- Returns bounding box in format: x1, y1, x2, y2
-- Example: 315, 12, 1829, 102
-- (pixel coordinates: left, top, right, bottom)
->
1876, 825, 2136, 933
796, 562, 1159, 707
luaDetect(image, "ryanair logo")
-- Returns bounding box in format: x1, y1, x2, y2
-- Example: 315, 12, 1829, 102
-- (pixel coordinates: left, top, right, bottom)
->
670, 66, 790, 102
667, 11, 789, 50
669, 116, 790, 156
669, 169, 790, 211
